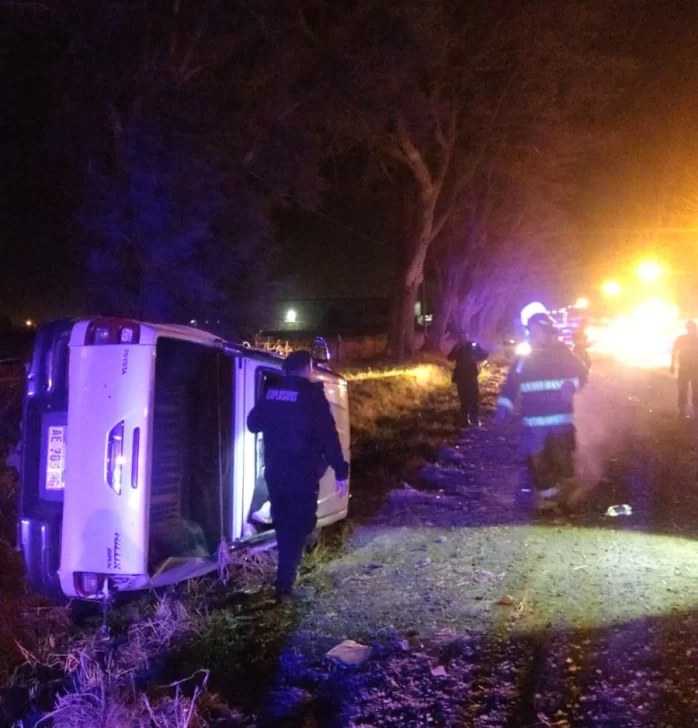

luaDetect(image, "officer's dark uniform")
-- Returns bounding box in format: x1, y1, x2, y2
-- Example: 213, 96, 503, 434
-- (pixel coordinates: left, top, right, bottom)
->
247, 352, 348, 597
448, 340, 489, 426
497, 330, 588, 497
672, 322, 698, 416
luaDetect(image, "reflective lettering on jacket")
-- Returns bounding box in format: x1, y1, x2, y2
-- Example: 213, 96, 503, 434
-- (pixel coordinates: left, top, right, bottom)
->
266, 389, 299, 402
522, 414, 575, 427
520, 378, 580, 393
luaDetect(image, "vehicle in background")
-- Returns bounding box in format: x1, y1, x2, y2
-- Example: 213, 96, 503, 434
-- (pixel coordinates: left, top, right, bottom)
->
17, 319, 350, 600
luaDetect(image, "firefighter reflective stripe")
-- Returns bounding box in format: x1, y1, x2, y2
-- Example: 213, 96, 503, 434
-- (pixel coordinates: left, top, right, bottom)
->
522, 414, 575, 427
520, 377, 580, 393
497, 396, 515, 410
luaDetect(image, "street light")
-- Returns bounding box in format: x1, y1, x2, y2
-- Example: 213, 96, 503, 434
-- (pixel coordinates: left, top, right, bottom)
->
285, 309, 298, 324
637, 260, 662, 283
602, 280, 622, 297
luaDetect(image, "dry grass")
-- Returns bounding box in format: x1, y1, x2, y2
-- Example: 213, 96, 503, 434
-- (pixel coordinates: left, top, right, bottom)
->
2, 359, 499, 725
345, 361, 453, 441
38, 669, 216, 728
14, 593, 229, 728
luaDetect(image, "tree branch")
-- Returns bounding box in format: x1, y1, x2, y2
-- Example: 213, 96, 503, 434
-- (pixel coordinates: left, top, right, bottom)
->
298, 8, 319, 43
389, 118, 435, 199
433, 106, 457, 193
431, 92, 447, 151
178, 21, 206, 80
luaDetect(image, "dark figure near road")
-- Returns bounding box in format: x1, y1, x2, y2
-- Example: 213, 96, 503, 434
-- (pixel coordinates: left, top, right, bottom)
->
247, 350, 349, 602
671, 320, 698, 418
448, 337, 489, 427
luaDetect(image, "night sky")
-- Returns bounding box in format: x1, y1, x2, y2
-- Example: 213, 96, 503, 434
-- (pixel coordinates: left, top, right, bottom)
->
2, 2, 698, 322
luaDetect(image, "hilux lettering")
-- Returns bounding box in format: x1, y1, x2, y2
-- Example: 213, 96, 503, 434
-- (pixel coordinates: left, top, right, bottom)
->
113, 532, 122, 570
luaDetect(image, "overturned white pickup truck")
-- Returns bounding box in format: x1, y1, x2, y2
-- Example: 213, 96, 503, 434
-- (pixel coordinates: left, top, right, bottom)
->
18, 319, 350, 600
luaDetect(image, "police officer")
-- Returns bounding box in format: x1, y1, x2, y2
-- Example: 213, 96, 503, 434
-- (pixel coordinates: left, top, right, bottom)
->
247, 350, 349, 601
671, 320, 698, 417
494, 312, 589, 511
448, 336, 489, 427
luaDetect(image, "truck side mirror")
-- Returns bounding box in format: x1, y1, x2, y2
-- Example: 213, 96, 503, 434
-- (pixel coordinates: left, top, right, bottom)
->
312, 337, 331, 364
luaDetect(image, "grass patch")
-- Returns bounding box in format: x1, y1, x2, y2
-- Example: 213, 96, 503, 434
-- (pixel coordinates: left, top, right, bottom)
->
2, 360, 503, 725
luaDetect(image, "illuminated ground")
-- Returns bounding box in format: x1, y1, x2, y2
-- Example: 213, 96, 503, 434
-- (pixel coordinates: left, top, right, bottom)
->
307, 525, 698, 637
265, 357, 698, 727
5, 356, 698, 726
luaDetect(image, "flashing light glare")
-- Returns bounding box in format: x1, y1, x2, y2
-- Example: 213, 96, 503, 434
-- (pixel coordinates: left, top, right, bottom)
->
515, 341, 532, 357
602, 281, 622, 297
520, 301, 548, 328
637, 260, 662, 283
591, 297, 681, 368
585, 325, 600, 344
25, 319, 33, 327
285, 309, 298, 324
575, 297, 589, 310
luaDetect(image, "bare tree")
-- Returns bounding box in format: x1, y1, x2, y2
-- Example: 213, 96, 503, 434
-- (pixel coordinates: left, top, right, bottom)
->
290, 0, 642, 358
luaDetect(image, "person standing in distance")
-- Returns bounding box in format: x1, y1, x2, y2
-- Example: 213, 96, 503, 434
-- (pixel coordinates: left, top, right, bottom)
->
448, 335, 489, 427
671, 320, 698, 418
247, 350, 349, 602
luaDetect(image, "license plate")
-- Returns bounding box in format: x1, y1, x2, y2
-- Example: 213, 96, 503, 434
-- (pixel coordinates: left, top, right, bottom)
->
46, 426, 66, 491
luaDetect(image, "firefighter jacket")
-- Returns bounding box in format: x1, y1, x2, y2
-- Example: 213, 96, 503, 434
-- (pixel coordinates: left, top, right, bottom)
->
247, 375, 349, 489
497, 341, 589, 430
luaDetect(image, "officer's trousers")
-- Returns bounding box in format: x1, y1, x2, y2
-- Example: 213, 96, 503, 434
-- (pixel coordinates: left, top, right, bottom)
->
455, 377, 480, 425
269, 483, 318, 593
677, 367, 698, 415
521, 427, 576, 493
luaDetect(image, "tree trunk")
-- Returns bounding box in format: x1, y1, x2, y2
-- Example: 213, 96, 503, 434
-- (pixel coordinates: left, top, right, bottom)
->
387, 189, 426, 360
387, 273, 420, 360
426, 266, 459, 353
458, 295, 484, 339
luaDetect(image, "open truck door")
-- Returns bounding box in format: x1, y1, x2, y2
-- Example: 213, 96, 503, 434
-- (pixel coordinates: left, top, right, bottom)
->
232, 353, 350, 539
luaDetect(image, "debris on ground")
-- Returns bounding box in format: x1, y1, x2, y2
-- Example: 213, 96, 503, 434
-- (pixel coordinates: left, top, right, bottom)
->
325, 640, 373, 666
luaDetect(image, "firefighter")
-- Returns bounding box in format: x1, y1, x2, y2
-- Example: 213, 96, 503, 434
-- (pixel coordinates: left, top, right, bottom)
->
671, 320, 698, 417
448, 336, 489, 427
247, 350, 349, 602
494, 312, 589, 510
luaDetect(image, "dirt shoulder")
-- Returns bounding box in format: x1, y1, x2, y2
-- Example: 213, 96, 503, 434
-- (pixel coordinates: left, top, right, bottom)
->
6, 360, 698, 727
